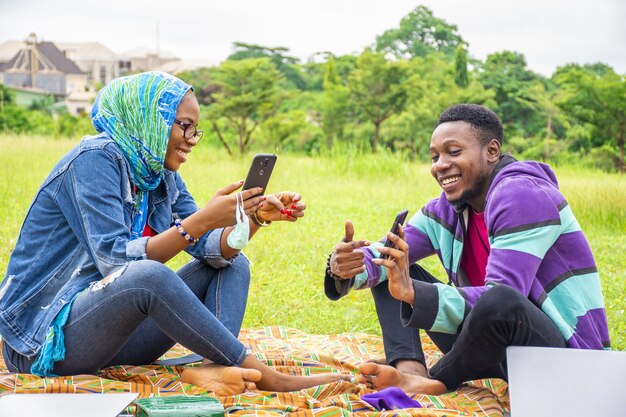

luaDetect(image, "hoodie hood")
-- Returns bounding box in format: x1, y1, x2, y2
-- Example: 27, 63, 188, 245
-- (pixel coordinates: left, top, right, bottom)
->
491, 158, 559, 191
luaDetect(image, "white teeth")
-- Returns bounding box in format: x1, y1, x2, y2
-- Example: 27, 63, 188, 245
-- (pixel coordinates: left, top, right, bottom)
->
442, 176, 460, 185
176, 150, 188, 158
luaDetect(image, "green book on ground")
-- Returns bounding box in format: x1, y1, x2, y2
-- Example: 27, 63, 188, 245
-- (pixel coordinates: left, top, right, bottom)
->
135, 395, 225, 417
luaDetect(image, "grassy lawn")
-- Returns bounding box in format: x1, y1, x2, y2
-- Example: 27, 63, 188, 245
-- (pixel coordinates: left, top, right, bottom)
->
1, 135, 624, 350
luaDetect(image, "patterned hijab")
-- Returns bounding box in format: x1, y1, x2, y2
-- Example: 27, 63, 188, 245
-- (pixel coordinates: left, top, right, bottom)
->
91, 71, 192, 240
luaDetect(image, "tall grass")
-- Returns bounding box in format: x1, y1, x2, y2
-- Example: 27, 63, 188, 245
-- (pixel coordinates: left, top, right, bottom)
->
1, 135, 624, 350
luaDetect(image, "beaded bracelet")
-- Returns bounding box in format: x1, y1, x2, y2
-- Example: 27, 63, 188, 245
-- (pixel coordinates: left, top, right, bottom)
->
325, 252, 343, 280
174, 218, 197, 246
250, 211, 271, 227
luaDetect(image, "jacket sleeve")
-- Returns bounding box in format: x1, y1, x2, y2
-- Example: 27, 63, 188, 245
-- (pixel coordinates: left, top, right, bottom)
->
59, 149, 143, 278
402, 178, 562, 333
168, 172, 235, 268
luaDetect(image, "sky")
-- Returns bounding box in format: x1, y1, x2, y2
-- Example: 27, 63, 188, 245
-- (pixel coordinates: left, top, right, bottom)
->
1, 0, 625, 76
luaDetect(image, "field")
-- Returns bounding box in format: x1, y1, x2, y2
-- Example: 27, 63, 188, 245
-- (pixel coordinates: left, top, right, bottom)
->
1, 135, 624, 350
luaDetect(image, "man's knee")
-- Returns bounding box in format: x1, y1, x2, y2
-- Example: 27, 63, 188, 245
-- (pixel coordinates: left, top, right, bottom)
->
409, 264, 438, 283
473, 285, 529, 318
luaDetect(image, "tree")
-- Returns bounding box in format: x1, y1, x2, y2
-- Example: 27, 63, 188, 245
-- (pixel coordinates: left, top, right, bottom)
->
207, 58, 286, 155
375, 5, 465, 60
478, 51, 545, 137
555, 64, 626, 170
177, 67, 221, 106
515, 81, 567, 139
454, 45, 469, 88
382, 54, 494, 160
227, 42, 306, 90
316, 57, 350, 149
348, 50, 408, 152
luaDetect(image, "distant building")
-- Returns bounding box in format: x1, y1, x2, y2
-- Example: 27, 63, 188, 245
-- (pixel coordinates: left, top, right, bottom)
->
0, 34, 87, 96
0, 34, 94, 114
0, 34, 197, 114
123, 47, 180, 73
56, 41, 131, 86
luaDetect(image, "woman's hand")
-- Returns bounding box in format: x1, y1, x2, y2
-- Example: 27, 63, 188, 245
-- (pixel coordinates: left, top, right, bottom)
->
256, 192, 306, 223
201, 181, 264, 229
371, 225, 415, 304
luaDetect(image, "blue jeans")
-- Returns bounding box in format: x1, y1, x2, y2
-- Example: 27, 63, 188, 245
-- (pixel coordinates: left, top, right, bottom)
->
3, 256, 251, 375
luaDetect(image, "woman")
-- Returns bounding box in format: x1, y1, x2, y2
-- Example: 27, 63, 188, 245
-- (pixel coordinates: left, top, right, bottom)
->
0, 72, 350, 395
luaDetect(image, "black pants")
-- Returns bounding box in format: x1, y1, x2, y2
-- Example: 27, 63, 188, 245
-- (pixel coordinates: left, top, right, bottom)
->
371, 264, 566, 390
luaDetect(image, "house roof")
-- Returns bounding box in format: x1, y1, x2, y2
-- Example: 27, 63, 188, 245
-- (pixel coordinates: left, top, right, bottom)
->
123, 47, 178, 60
0, 41, 83, 75
0, 40, 25, 62
56, 41, 118, 60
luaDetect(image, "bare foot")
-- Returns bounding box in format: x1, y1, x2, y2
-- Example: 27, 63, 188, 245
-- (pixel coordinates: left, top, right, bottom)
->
364, 357, 388, 365
394, 359, 429, 378
256, 371, 356, 392
180, 364, 262, 395
359, 363, 447, 395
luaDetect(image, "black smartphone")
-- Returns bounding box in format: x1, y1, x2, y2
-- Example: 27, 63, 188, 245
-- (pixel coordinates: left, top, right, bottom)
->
242, 154, 277, 196
381, 209, 409, 259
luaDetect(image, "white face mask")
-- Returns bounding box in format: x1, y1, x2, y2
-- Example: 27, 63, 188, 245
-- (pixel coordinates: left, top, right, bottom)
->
226, 192, 250, 250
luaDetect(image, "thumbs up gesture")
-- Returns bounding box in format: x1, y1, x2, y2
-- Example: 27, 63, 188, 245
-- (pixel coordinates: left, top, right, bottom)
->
328, 221, 371, 279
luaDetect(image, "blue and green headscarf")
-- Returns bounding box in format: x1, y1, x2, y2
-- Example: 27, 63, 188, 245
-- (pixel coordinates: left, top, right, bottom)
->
91, 71, 192, 240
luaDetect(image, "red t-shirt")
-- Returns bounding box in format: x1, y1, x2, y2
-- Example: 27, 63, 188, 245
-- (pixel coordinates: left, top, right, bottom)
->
460, 210, 490, 286
133, 185, 158, 237
142, 223, 158, 237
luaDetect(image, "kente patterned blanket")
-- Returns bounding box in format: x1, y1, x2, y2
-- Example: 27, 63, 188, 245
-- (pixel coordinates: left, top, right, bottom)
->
0, 326, 510, 416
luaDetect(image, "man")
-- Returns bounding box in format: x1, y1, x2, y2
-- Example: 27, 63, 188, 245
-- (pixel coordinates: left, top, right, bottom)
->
324, 104, 610, 394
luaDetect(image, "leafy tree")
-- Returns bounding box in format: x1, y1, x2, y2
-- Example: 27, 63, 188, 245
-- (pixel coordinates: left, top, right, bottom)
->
348, 50, 408, 152
257, 110, 310, 151
478, 51, 545, 137
383, 54, 494, 159
454, 45, 469, 88
177, 67, 221, 105
207, 58, 286, 155
555, 64, 626, 170
227, 42, 306, 90
315, 57, 350, 148
0, 84, 15, 105
515, 81, 568, 142
375, 5, 465, 60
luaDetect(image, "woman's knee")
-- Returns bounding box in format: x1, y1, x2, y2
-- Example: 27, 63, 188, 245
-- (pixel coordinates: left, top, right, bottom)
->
120, 259, 179, 287
225, 254, 251, 282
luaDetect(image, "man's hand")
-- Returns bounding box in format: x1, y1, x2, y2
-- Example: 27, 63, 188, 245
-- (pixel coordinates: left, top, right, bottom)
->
329, 221, 371, 279
372, 225, 415, 304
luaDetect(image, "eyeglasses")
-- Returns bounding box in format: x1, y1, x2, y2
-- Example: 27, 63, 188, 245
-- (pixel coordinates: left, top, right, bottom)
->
173, 119, 204, 142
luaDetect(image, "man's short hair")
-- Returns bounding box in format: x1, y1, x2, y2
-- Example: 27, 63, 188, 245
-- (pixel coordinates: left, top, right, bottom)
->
438, 104, 503, 146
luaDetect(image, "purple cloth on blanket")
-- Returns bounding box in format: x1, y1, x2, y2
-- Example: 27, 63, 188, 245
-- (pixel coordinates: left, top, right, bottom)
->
362, 386, 422, 410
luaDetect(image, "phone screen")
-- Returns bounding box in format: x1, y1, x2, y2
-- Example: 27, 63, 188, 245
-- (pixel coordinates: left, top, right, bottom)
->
242, 154, 277, 196
381, 209, 409, 259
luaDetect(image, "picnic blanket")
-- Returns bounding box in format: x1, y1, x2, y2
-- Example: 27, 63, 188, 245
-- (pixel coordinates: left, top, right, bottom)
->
0, 326, 510, 416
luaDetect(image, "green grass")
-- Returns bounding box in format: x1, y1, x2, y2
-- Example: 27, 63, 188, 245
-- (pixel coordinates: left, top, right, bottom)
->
1, 135, 624, 350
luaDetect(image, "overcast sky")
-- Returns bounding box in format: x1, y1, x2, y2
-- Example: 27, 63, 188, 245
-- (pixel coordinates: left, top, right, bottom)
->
1, 0, 624, 76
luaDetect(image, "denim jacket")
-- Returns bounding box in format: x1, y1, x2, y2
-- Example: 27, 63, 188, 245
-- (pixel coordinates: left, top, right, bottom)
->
0, 133, 233, 357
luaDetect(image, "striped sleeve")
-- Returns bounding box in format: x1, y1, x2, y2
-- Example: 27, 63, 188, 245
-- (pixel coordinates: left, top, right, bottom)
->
351, 213, 436, 291
403, 178, 563, 334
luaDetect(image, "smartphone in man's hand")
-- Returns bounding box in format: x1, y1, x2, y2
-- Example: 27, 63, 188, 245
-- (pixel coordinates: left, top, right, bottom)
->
242, 154, 277, 196
381, 209, 409, 260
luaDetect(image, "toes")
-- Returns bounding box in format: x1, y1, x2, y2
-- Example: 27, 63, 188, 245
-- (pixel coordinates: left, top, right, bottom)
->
359, 362, 379, 376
